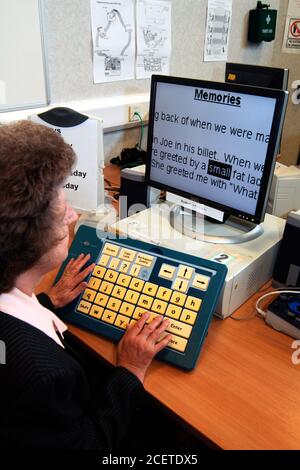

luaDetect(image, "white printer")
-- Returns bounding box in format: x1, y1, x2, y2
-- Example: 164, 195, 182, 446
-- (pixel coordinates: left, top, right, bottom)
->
268, 163, 300, 217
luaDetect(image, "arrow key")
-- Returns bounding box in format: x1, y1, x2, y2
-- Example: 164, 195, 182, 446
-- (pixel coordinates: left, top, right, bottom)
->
159, 264, 176, 280
192, 274, 210, 291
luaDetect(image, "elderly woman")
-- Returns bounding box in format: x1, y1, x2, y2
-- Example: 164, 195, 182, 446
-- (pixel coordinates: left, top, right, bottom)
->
0, 121, 171, 450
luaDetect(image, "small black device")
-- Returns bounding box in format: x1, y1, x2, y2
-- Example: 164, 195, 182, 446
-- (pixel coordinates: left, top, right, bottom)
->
273, 210, 300, 288
266, 293, 300, 339
248, 2, 277, 43
225, 63, 289, 91
119, 165, 150, 219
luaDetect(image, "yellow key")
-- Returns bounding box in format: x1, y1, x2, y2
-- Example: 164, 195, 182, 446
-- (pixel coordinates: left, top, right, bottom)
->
92, 266, 106, 279
119, 261, 130, 273
107, 297, 122, 312
177, 265, 194, 280
119, 302, 135, 317
181, 309, 197, 325
124, 290, 140, 304
102, 242, 119, 257
170, 291, 187, 307
133, 306, 148, 320
136, 253, 154, 267
99, 281, 114, 295
104, 269, 119, 283
130, 264, 141, 277
129, 278, 145, 292
119, 248, 136, 262
165, 304, 182, 320
185, 296, 202, 312
117, 274, 132, 288
138, 294, 153, 309
82, 288, 97, 302
102, 309, 116, 324
151, 299, 168, 314
99, 254, 110, 267
89, 305, 103, 319
130, 319, 138, 326
167, 335, 187, 353
109, 257, 120, 270
143, 282, 158, 296
111, 285, 127, 300
159, 264, 176, 280
192, 274, 210, 291
156, 286, 172, 301
94, 293, 109, 307
166, 319, 192, 339
172, 278, 189, 293
77, 300, 91, 314
114, 314, 131, 330
87, 277, 101, 290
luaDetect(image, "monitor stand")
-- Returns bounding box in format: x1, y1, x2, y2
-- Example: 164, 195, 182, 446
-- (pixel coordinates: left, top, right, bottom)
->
169, 205, 264, 244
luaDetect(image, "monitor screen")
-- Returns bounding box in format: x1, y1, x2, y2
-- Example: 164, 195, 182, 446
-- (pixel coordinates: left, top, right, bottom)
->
146, 75, 288, 224
225, 63, 289, 91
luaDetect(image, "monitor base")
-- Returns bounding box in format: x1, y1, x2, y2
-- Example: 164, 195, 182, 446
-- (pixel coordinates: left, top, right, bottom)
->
169, 205, 264, 244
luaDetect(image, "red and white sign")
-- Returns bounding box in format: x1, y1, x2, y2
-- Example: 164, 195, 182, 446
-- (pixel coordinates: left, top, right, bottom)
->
282, 0, 300, 53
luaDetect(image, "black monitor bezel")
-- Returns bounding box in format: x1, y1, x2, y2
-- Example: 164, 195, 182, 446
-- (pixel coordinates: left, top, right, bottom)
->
145, 74, 288, 225
225, 62, 289, 91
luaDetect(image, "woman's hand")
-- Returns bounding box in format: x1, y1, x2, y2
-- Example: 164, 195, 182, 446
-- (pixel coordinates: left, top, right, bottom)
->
48, 254, 95, 308
117, 313, 172, 383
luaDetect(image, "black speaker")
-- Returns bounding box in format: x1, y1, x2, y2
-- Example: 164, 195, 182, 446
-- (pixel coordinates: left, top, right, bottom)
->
119, 165, 161, 219
273, 210, 300, 287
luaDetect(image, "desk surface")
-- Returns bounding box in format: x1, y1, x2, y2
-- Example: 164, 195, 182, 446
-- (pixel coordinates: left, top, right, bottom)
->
37, 165, 300, 450
68, 295, 300, 450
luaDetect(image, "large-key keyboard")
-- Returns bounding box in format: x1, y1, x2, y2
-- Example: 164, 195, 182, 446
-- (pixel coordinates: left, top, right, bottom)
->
56, 225, 227, 370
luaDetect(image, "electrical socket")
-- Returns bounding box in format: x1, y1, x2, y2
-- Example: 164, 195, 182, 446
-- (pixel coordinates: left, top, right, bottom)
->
128, 102, 149, 122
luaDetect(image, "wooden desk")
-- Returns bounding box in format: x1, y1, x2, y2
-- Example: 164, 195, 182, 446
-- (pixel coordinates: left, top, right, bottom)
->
38, 259, 300, 450
66, 294, 300, 450
36, 165, 300, 450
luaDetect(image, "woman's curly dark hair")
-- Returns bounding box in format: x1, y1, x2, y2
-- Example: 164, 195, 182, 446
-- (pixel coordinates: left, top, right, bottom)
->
0, 120, 75, 293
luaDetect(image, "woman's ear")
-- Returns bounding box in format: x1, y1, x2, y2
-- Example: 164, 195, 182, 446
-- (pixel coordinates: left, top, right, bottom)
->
64, 204, 78, 225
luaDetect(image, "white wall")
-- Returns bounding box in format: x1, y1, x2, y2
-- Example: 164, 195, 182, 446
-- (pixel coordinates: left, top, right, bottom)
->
1, 0, 299, 164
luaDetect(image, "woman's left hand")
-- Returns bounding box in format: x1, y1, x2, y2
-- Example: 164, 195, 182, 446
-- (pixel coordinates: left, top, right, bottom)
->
48, 254, 95, 308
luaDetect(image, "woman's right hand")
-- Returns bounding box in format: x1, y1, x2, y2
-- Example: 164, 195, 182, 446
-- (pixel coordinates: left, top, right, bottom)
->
117, 313, 172, 384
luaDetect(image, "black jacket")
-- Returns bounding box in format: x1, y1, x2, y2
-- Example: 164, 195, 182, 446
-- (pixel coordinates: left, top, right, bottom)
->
0, 294, 143, 450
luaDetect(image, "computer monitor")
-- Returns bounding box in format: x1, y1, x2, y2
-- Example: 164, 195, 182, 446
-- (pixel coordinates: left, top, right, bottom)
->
225, 63, 289, 91
145, 75, 288, 243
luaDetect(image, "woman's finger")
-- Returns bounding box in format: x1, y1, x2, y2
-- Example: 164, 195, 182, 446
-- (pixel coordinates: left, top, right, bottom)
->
130, 312, 150, 336
70, 253, 91, 273
75, 262, 96, 283
148, 318, 170, 342
68, 281, 88, 302
154, 334, 172, 353
64, 257, 75, 272
139, 315, 164, 339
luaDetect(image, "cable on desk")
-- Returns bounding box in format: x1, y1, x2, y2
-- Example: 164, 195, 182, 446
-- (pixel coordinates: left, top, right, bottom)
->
255, 289, 300, 318
231, 287, 300, 321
